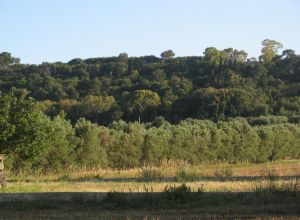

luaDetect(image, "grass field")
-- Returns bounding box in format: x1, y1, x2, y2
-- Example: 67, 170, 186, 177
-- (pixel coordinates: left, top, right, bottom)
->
0, 186, 299, 219
2, 179, 299, 193
1, 160, 299, 219
3, 160, 299, 193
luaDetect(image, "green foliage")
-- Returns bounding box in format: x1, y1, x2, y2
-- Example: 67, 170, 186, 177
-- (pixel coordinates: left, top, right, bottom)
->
4, 96, 300, 173
74, 118, 107, 168
1, 42, 299, 125
142, 127, 171, 166
121, 90, 160, 122
107, 123, 144, 169
160, 50, 175, 60
259, 39, 283, 65
0, 89, 52, 162
0, 52, 20, 69
1, 42, 300, 173
38, 116, 75, 172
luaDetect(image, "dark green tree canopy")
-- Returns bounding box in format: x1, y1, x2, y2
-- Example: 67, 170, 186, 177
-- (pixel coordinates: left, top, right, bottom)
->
161, 50, 175, 60
0, 52, 20, 68
1, 41, 300, 173
0, 40, 299, 125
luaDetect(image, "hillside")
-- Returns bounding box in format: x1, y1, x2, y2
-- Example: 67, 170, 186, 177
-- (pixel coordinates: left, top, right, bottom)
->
1, 40, 299, 125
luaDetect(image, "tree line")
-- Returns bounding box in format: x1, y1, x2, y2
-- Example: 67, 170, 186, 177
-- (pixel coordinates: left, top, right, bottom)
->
0, 39, 299, 125
1, 90, 299, 173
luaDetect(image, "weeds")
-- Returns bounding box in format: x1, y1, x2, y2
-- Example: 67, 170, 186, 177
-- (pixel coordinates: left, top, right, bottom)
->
56, 174, 72, 182
214, 166, 234, 178
143, 184, 154, 193
175, 169, 198, 182
104, 184, 204, 208
254, 180, 300, 196
163, 184, 203, 203
140, 167, 163, 181
260, 167, 279, 181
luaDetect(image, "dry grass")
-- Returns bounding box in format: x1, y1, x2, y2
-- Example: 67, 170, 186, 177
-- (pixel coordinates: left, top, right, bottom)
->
3, 179, 299, 193
3, 160, 299, 193
7, 159, 300, 182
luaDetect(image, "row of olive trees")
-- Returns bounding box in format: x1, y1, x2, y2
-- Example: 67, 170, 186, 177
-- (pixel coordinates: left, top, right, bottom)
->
1, 91, 299, 173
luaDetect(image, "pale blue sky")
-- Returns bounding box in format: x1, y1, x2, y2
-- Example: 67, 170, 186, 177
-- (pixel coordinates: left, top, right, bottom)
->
0, 0, 299, 64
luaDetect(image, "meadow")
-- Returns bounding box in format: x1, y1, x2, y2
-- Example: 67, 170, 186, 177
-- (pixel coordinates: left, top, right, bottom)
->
3, 160, 299, 192
0, 160, 299, 219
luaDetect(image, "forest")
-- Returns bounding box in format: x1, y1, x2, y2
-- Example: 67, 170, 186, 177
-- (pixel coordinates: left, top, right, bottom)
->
0, 39, 300, 173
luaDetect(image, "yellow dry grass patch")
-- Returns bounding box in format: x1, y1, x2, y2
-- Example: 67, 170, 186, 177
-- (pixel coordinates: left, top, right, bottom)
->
8, 160, 300, 182
4, 180, 297, 193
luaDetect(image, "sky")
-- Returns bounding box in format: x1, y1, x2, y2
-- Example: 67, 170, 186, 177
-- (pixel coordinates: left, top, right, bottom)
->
0, 0, 299, 64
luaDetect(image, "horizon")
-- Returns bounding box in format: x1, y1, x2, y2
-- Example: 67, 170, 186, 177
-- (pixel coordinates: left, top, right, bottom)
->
1, 0, 300, 64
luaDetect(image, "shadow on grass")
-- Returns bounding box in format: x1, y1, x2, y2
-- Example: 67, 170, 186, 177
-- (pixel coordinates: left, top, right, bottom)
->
69, 175, 299, 183
0, 182, 299, 210
6, 175, 299, 184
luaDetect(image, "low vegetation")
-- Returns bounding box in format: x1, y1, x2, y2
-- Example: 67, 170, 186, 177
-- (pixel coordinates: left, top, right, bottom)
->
2, 160, 299, 193
0, 181, 299, 219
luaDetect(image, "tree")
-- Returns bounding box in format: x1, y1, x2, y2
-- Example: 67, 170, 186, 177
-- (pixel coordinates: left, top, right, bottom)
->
151, 69, 166, 82
38, 115, 76, 172
203, 47, 228, 68
0, 89, 52, 162
142, 127, 171, 165
282, 49, 295, 58
169, 75, 193, 97
259, 39, 283, 65
121, 90, 160, 121
74, 118, 107, 168
223, 69, 242, 86
73, 95, 117, 123
161, 50, 175, 60
118, 52, 129, 62
107, 124, 144, 169
68, 58, 83, 65
0, 52, 20, 69
223, 48, 248, 64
